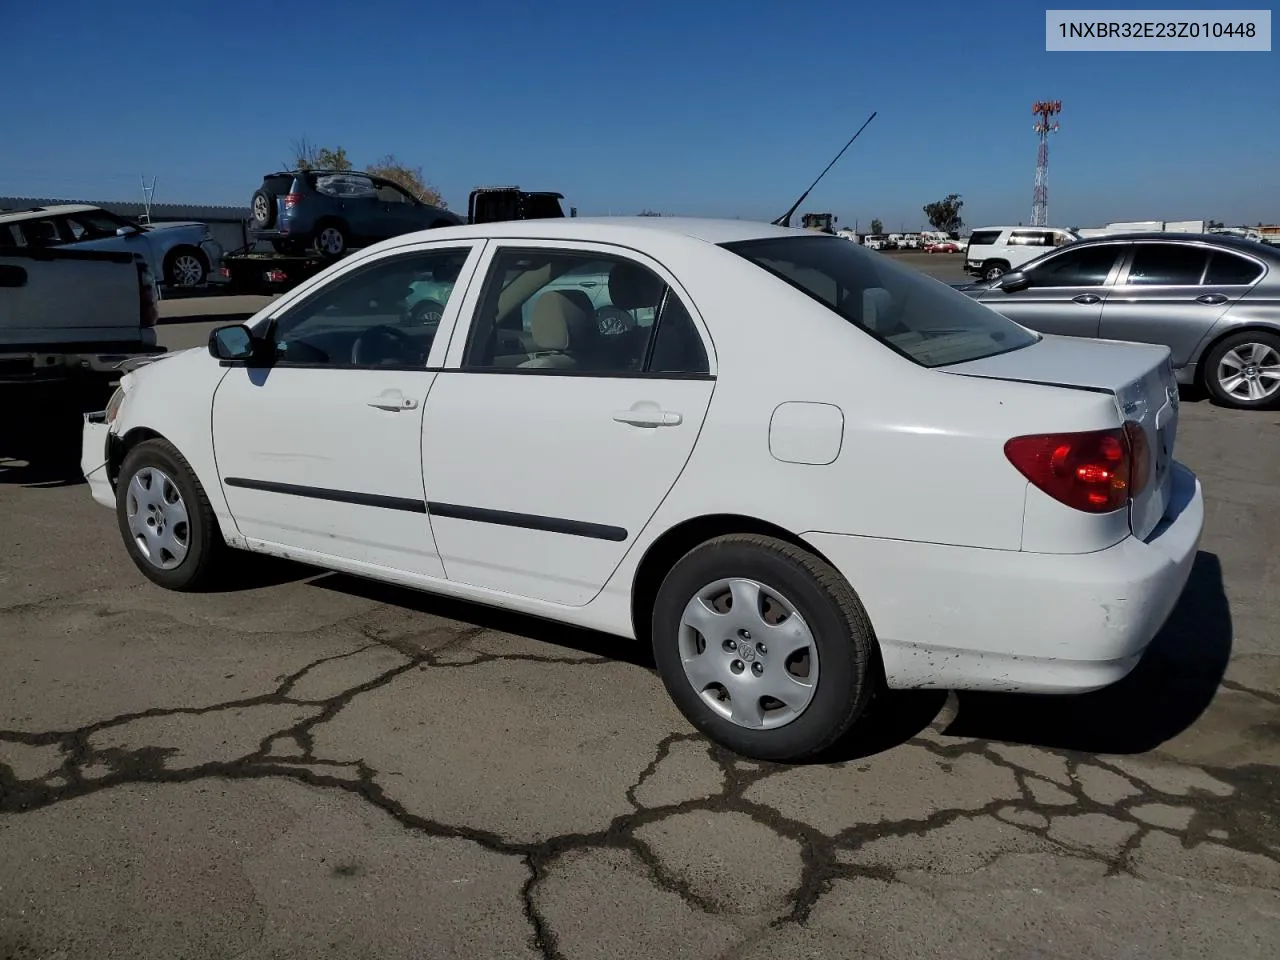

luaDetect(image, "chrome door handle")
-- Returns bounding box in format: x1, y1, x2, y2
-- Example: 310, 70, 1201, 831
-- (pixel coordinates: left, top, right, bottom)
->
1195, 293, 1229, 305
613, 408, 682, 427
367, 390, 418, 411
1072, 294, 1101, 304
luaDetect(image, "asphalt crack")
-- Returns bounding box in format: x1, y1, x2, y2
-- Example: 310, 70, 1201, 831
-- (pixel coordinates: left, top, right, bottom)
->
2, 627, 1278, 959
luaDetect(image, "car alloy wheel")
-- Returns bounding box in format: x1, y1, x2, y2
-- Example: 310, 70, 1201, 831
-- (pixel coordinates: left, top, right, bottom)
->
124, 466, 190, 570
252, 193, 271, 224
677, 577, 819, 729
316, 227, 346, 256
170, 253, 205, 286
984, 264, 1005, 280
1215, 341, 1280, 404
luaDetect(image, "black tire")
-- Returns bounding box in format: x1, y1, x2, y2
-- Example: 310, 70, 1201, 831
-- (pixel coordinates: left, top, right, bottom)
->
115, 438, 226, 591
982, 261, 1009, 281
1202, 330, 1280, 410
651, 534, 878, 762
163, 246, 209, 287
251, 188, 276, 228
311, 221, 349, 258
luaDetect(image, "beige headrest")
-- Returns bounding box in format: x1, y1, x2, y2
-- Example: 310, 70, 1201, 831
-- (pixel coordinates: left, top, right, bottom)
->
530, 290, 593, 351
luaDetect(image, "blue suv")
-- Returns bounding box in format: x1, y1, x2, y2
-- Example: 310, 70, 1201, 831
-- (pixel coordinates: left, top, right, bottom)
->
248, 170, 464, 257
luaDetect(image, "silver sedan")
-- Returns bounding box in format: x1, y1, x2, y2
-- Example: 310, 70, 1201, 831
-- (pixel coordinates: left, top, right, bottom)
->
958, 233, 1280, 409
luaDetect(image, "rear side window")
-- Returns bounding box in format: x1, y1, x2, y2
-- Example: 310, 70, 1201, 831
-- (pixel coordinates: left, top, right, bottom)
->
1126, 244, 1209, 285
1204, 250, 1264, 286
1007, 230, 1055, 247
968, 230, 1002, 247
723, 235, 1040, 369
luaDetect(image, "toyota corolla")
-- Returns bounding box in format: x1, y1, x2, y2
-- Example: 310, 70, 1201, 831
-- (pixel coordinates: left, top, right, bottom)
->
81, 217, 1204, 761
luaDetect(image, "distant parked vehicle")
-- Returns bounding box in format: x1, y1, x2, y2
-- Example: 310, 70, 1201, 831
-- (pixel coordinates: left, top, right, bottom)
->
0, 204, 222, 288
248, 170, 465, 258
964, 226, 1079, 280
925, 240, 961, 253
958, 232, 1280, 409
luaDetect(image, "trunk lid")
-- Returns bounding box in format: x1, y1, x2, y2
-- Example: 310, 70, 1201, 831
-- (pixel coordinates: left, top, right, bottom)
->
944, 334, 1179, 541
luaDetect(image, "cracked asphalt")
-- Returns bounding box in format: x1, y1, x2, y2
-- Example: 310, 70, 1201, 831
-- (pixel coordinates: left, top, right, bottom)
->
2, 378, 1278, 959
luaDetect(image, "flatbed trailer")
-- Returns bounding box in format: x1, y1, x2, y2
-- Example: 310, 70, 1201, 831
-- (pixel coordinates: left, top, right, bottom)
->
217, 186, 569, 296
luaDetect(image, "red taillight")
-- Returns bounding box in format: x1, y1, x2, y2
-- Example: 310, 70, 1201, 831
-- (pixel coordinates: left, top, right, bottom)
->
283, 193, 301, 208
137, 263, 158, 328
265, 269, 288, 283
1004, 426, 1136, 513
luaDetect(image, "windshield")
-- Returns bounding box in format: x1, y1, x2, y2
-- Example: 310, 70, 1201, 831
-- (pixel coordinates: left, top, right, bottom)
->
722, 235, 1040, 368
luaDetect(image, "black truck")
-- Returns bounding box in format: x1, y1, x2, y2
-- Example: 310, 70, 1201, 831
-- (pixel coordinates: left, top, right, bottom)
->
218, 186, 570, 296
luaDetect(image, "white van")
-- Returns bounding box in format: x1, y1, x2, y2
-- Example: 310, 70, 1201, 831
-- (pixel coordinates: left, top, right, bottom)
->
964, 226, 1079, 280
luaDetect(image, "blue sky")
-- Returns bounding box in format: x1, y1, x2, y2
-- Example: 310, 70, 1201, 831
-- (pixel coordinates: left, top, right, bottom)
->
4, 0, 1276, 229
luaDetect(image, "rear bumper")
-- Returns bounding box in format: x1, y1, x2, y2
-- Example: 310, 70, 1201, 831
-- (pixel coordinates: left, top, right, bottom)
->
81, 412, 116, 509
0, 341, 163, 384
804, 460, 1205, 694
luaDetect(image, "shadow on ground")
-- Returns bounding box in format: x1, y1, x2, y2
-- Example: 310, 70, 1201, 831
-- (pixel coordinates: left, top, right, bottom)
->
306, 552, 1230, 762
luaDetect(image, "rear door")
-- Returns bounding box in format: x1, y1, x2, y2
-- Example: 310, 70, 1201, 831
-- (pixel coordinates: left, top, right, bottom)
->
420, 240, 717, 606
977, 242, 1127, 338
1100, 241, 1265, 367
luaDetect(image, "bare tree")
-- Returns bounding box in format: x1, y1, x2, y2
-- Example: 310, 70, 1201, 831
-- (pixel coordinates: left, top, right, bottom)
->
291, 138, 351, 172
366, 154, 446, 208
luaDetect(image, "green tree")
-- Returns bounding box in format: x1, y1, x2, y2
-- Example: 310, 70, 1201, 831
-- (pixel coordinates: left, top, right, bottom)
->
869, 218, 884, 235
923, 194, 964, 233
292, 137, 351, 171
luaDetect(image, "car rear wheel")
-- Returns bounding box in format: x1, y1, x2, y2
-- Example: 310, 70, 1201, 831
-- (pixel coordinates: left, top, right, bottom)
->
116, 438, 226, 591
251, 189, 276, 228
1204, 330, 1280, 409
164, 247, 208, 287
651, 534, 878, 761
312, 223, 348, 258
982, 261, 1008, 280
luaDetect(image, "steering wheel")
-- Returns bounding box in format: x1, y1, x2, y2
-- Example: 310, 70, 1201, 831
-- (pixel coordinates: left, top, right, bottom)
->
596, 305, 634, 336
351, 324, 414, 366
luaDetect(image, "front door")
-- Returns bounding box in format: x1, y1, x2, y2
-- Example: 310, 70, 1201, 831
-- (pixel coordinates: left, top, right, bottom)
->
1100, 241, 1262, 368
421, 241, 717, 606
979, 242, 1128, 338
211, 241, 482, 576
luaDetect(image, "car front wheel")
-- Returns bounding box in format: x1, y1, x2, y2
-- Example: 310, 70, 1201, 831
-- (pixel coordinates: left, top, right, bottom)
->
116, 438, 226, 591
1204, 330, 1280, 409
651, 534, 878, 761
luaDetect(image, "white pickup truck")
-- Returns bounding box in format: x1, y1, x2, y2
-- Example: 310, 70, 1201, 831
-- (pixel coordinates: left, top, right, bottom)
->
2, 244, 165, 462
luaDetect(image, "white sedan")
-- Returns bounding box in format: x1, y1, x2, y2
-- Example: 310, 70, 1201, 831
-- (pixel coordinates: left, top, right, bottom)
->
81, 217, 1204, 762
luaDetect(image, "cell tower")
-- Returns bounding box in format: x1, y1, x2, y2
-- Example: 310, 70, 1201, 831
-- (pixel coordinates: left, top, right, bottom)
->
1031, 100, 1061, 227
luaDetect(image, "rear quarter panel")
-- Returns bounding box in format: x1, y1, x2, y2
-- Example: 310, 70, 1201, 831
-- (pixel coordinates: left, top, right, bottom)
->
1188, 285, 1280, 365
593, 238, 1123, 615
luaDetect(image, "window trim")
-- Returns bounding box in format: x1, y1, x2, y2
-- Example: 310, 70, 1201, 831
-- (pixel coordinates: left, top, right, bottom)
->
452, 242, 716, 380
1113, 240, 1269, 288
228, 243, 480, 372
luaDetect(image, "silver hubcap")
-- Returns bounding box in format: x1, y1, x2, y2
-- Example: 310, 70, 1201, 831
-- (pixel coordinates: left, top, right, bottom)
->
678, 578, 819, 730
125, 467, 190, 570
318, 228, 344, 254
1218, 342, 1280, 402
253, 195, 269, 222
986, 266, 1004, 279
171, 254, 203, 286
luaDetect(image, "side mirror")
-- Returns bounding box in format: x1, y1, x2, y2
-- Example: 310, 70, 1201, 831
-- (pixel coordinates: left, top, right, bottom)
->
116, 225, 141, 237
998, 271, 1030, 293
208, 323, 258, 362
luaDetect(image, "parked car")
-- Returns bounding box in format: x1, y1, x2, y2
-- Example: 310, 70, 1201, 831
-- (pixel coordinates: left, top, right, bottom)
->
0, 204, 222, 288
958, 232, 1280, 409
81, 218, 1202, 761
248, 170, 465, 257
964, 226, 1079, 279
925, 240, 961, 253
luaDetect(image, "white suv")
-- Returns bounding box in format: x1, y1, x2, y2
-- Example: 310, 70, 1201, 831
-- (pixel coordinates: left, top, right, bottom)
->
964, 226, 1079, 280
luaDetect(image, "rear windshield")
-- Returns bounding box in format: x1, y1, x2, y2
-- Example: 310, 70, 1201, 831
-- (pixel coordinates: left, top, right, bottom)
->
722, 235, 1040, 368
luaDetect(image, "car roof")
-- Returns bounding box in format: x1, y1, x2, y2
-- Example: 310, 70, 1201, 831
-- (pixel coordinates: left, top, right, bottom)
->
1071, 232, 1280, 257
402, 216, 805, 246
0, 203, 103, 222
